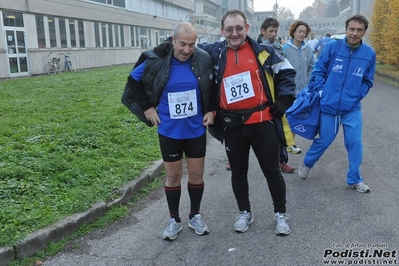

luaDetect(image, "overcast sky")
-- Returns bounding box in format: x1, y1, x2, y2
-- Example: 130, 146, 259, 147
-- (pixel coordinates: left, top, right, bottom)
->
253, 0, 315, 18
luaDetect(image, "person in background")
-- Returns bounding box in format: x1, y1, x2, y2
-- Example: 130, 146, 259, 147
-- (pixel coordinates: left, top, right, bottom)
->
127, 22, 215, 241
260, 17, 296, 174
306, 32, 318, 61
282, 21, 315, 154
278, 37, 286, 45
314, 33, 333, 57
298, 15, 376, 194
199, 9, 296, 236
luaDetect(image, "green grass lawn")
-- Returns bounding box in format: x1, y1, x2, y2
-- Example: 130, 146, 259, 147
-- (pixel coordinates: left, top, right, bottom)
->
0, 66, 160, 247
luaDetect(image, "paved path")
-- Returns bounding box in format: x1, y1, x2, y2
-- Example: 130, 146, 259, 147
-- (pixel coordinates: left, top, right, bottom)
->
43, 78, 399, 266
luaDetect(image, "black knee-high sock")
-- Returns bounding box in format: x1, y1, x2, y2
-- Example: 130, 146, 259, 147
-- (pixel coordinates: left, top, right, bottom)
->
188, 182, 204, 219
165, 185, 181, 222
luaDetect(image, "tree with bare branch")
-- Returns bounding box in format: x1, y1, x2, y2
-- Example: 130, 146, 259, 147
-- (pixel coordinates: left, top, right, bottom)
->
187, 12, 218, 43
273, 3, 295, 20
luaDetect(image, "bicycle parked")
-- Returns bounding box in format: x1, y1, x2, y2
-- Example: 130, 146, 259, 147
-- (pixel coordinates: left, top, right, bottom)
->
60, 52, 76, 72
45, 52, 60, 75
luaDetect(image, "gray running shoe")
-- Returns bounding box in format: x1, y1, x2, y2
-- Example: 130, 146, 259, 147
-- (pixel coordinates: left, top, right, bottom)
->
163, 218, 182, 241
188, 214, 210, 235
298, 163, 311, 179
275, 212, 291, 236
234, 210, 254, 233
347, 182, 371, 193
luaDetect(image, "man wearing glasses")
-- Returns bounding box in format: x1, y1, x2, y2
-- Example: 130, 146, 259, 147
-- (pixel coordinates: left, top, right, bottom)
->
199, 9, 296, 236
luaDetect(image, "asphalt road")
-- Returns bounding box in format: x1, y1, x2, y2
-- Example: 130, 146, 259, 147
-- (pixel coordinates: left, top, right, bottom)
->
43, 78, 399, 266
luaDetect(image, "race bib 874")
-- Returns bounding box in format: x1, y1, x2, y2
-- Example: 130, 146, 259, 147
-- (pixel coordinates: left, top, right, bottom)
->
168, 89, 198, 119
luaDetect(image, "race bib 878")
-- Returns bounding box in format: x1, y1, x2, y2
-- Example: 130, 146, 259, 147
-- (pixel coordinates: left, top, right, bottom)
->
223, 71, 255, 104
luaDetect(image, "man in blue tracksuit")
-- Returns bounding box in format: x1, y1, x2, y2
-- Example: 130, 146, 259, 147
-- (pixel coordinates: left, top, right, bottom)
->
298, 15, 376, 193
314, 33, 333, 57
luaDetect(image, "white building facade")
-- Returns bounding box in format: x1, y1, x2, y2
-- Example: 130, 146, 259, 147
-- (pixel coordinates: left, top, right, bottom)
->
0, 0, 236, 79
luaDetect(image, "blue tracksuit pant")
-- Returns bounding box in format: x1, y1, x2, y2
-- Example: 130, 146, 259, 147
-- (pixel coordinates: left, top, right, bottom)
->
303, 108, 363, 185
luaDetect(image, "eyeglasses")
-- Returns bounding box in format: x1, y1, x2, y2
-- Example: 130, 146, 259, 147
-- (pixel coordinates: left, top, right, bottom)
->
224, 26, 245, 34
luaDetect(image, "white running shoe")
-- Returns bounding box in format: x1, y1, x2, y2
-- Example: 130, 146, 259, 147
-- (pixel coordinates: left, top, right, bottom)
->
347, 182, 371, 193
188, 214, 210, 235
298, 163, 311, 179
234, 210, 254, 233
275, 212, 291, 236
163, 218, 182, 241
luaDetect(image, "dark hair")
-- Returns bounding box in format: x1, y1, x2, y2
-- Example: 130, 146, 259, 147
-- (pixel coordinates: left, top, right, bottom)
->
345, 14, 369, 31
288, 21, 311, 38
261, 17, 280, 31
221, 9, 247, 28
325, 33, 331, 37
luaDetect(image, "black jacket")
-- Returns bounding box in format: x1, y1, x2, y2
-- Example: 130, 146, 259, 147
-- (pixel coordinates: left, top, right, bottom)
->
122, 40, 215, 126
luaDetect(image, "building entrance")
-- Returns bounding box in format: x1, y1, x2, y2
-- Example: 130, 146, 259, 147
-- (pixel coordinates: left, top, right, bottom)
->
5, 28, 29, 76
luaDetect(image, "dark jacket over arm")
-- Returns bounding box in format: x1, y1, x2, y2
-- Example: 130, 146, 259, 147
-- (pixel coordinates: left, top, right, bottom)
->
121, 40, 173, 127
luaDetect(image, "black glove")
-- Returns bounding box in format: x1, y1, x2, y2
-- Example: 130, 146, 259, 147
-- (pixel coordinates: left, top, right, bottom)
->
270, 96, 293, 118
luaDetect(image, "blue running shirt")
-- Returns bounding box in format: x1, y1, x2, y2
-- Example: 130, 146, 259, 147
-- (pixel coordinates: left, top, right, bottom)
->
131, 56, 205, 139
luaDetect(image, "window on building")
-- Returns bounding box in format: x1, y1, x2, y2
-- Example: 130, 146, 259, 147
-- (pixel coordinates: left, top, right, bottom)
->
135, 27, 140, 47
102, 23, 108, 47
120, 25, 125, 47
95, 22, 101, 47
340, 0, 350, 10
130, 26, 135, 47
115, 25, 120, 47
139, 27, 148, 49
19, 57, 28, 72
3, 11, 24, 27
48, 16, 57, 47
78, 20, 85, 47
112, 0, 125, 8
59, 18, 67, 48
108, 24, 114, 47
36, 15, 45, 48
88, 0, 125, 8
203, 6, 217, 17
69, 19, 77, 47
158, 29, 166, 44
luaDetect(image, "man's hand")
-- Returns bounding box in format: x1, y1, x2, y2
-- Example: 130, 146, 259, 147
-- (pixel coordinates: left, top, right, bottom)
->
270, 101, 287, 118
203, 111, 214, 126
270, 96, 293, 118
144, 107, 161, 126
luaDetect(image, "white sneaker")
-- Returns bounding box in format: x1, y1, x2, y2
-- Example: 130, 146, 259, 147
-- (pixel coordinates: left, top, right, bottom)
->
347, 182, 371, 193
298, 163, 311, 179
287, 146, 301, 154
234, 210, 254, 233
163, 218, 182, 241
188, 214, 210, 235
275, 212, 291, 236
